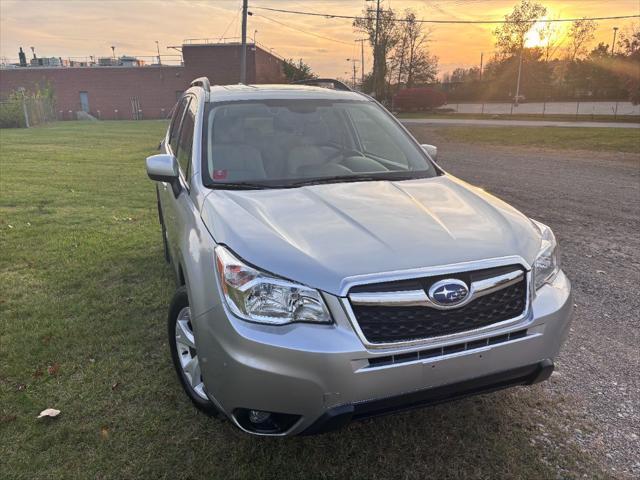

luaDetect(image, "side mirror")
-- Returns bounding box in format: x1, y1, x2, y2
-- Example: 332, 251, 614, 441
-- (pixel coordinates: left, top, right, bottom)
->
421, 144, 438, 163
146, 154, 181, 196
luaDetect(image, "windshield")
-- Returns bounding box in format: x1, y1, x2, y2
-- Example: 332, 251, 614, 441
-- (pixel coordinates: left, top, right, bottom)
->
203, 99, 436, 188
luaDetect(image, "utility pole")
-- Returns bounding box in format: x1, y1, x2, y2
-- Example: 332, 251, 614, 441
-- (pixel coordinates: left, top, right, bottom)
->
155, 41, 161, 65
347, 58, 359, 89
240, 0, 248, 84
612, 26, 619, 56
373, 0, 381, 97
355, 38, 367, 85
479, 52, 483, 81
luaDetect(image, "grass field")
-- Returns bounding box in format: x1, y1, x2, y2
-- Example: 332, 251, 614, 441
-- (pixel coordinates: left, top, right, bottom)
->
433, 126, 640, 153
0, 121, 612, 479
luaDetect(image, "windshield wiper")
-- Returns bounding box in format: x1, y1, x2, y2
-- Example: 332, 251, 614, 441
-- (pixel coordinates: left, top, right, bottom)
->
210, 181, 280, 190
289, 173, 413, 187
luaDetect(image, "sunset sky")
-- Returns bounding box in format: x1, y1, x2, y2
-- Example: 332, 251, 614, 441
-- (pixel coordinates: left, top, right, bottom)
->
1, 0, 638, 79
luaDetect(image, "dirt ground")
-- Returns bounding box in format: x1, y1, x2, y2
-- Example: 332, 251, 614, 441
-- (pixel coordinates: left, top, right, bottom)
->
407, 125, 640, 478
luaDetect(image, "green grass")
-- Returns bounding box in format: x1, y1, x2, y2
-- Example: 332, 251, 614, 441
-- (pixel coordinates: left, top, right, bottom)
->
433, 126, 640, 153
397, 112, 640, 123
1, 121, 611, 479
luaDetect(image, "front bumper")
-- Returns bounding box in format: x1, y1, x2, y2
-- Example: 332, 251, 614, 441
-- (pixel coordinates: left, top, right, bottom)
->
194, 270, 572, 436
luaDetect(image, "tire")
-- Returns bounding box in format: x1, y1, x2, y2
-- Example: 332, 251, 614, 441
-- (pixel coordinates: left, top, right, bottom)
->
168, 286, 218, 416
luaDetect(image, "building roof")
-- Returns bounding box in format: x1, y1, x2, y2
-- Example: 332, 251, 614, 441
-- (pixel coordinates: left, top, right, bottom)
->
206, 84, 366, 102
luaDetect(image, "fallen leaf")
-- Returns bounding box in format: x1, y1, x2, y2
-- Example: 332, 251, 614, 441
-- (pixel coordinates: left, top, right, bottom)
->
17, 383, 27, 391
1, 414, 17, 423
33, 367, 44, 378
37, 408, 61, 419
47, 363, 60, 376
100, 427, 110, 439
596, 270, 606, 274
111, 382, 119, 390
7, 225, 13, 229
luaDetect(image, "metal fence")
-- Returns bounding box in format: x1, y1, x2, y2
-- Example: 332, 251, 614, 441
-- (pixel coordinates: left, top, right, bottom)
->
443, 101, 640, 118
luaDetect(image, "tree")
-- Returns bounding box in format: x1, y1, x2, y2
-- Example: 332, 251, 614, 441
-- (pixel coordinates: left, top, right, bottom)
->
399, 10, 438, 87
615, 23, 640, 104
566, 18, 598, 61
617, 23, 640, 57
493, 0, 547, 58
282, 58, 316, 82
353, 5, 399, 99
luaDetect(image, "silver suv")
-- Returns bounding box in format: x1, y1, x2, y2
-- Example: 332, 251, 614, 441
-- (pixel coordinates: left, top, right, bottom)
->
146, 78, 572, 436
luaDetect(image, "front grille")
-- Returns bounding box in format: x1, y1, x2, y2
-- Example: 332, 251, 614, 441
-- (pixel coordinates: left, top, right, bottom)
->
349, 266, 527, 344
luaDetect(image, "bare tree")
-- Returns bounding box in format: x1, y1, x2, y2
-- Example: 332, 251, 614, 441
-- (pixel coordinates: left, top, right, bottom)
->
403, 11, 438, 87
566, 18, 598, 61
389, 10, 438, 89
493, 0, 547, 58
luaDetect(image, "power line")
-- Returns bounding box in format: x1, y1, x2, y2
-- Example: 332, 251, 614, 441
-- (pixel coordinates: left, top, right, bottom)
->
253, 13, 354, 45
251, 6, 639, 24
218, 4, 243, 42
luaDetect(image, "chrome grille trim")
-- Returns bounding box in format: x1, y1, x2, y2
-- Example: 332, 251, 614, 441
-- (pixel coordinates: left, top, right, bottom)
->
349, 269, 524, 311
341, 259, 533, 351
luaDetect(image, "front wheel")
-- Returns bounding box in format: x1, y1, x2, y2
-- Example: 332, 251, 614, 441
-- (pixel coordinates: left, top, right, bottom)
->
168, 286, 218, 415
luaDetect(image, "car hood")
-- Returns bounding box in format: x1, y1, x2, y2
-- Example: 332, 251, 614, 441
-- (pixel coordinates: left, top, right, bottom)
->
201, 175, 541, 296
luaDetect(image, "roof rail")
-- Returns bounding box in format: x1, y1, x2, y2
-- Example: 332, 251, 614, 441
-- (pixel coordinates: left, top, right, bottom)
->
291, 78, 352, 92
190, 77, 211, 91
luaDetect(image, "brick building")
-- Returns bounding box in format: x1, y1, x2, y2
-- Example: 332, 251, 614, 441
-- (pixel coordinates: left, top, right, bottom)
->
0, 42, 286, 120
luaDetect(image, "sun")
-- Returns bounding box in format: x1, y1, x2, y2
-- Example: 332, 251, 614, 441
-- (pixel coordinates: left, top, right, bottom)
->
524, 19, 548, 48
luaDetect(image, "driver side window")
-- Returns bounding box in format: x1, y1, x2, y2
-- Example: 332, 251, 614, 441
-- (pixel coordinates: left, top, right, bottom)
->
168, 97, 189, 155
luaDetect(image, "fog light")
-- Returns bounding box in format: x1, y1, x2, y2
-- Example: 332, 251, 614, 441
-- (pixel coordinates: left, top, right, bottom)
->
234, 408, 301, 435
249, 410, 271, 424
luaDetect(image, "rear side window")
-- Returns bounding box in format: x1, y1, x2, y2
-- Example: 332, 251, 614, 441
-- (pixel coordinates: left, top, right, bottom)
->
168, 97, 189, 154
176, 101, 195, 184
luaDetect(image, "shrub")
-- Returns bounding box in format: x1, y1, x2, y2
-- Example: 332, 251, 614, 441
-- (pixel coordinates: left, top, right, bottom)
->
392, 87, 447, 112
0, 93, 27, 128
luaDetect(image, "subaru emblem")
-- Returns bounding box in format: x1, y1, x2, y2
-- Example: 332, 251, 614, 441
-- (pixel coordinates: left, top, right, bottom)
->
428, 279, 469, 307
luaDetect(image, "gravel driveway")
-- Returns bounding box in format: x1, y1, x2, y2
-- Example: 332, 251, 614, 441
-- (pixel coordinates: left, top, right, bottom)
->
407, 125, 640, 478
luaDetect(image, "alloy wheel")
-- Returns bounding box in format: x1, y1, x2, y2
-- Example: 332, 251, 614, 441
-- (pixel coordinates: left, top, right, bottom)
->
174, 306, 208, 400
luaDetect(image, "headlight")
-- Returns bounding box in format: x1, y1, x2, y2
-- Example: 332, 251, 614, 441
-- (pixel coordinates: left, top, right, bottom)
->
531, 220, 560, 290
215, 246, 331, 325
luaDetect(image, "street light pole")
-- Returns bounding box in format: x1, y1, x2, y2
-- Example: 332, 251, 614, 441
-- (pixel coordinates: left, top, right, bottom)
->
514, 47, 523, 105
240, 0, 248, 84
155, 41, 161, 65
612, 27, 619, 56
